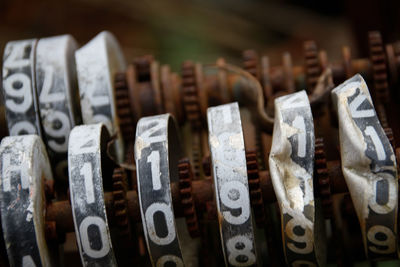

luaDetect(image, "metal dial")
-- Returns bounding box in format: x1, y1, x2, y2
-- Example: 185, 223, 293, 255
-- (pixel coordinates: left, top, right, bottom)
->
68, 124, 117, 266
207, 102, 258, 267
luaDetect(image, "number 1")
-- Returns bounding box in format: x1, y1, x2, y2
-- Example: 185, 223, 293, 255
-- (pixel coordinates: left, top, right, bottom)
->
147, 150, 161, 190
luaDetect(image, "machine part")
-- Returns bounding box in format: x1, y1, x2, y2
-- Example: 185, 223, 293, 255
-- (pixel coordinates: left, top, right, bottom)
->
269, 91, 325, 266
178, 158, 200, 238
112, 167, 131, 239
369, 31, 390, 104
161, 65, 183, 123
332, 74, 398, 259
246, 151, 266, 227
135, 114, 186, 266
0, 135, 54, 266
282, 52, 295, 94
75, 31, 126, 163
68, 124, 117, 266
212, 63, 274, 132
182, 60, 203, 130
133, 56, 164, 118
314, 138, 333, 219
2, 39, 42, 136
115, 72, 135, 144
35, 35, 81, 182
207, 102, 258, 267
342, 46, 353, 80
304, 40, 321, 94
261, 56, 273, 102
243, 50, 260, 80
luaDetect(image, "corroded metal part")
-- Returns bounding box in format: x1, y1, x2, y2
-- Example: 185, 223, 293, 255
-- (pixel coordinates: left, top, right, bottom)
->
35, 34, 81, 182
75, 31, 126, 162
332, 74, 399, 260
2, 39, 42, 136
0, 135, 54, 266
135, 114, 186, 266
207, 103, 258, 267
68, 124, 117, 266
269, 91, 325, 266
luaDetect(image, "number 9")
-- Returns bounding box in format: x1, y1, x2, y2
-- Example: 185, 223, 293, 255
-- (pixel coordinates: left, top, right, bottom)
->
220, 181, 250, 225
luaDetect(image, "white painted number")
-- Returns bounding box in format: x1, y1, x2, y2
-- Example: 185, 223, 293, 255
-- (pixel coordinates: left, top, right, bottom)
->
79, 216, 111, 258
2, 153, 27, 192
148, 150, 161, 190
349, 92, 374, 118
220, 181, 250, 225
4, 73, 32, 113
226, 235, 256, 266
367, 225, 395, 254
156, 255, 184, 267
145, 202, 176, 246
364, 126, 386, 161
81, 162, 95, 204
22, 255, 36, 267
285, 217, 313, 254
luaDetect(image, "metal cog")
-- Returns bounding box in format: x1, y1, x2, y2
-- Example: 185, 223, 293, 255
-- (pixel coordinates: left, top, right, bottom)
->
243, 50, 260, 79
134, 55, 153, 82
246, 151, 266, 227
181, 60, 202, 130
369, 31, 390, 103
304, 40, 321, 94
115, 72, 135, 142
315, 137, 333, 219
112, 167, 131, 239
178, 158, 200, 238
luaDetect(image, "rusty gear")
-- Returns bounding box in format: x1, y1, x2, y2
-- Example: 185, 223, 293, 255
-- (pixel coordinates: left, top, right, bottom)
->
112, 167, 131, 239
134, 55, 154, 82
181, 61, 202, 130
246, 151, 266, 227
369, 31, 390, 103
243, 50, 260, 80
178, 158, 200, 238
115, 72, 135, 142
304, 40, 321, 94
315, 137, 333, 219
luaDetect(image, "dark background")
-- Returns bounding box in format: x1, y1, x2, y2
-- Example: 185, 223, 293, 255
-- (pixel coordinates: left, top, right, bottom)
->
1, 0, 399, 70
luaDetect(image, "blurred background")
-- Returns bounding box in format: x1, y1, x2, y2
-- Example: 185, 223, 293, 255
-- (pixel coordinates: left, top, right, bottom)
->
1, 0, 399, 70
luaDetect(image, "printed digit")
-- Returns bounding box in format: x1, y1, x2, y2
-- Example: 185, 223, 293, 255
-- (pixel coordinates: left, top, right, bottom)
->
208, 103, 258, 267
135, 114, 186, 265
332, 74, 398, 259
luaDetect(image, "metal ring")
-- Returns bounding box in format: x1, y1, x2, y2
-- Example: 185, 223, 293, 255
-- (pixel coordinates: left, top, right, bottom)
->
135, 113, 186, 267
35, 34, 81, 181
68, 124, 117, 266
269, 91, 325, 266
331, 74, 399, 260
0, 135, 54, 266
75, 31, 126, 162
2, 39, 42, 136
207, 102, 258, 267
